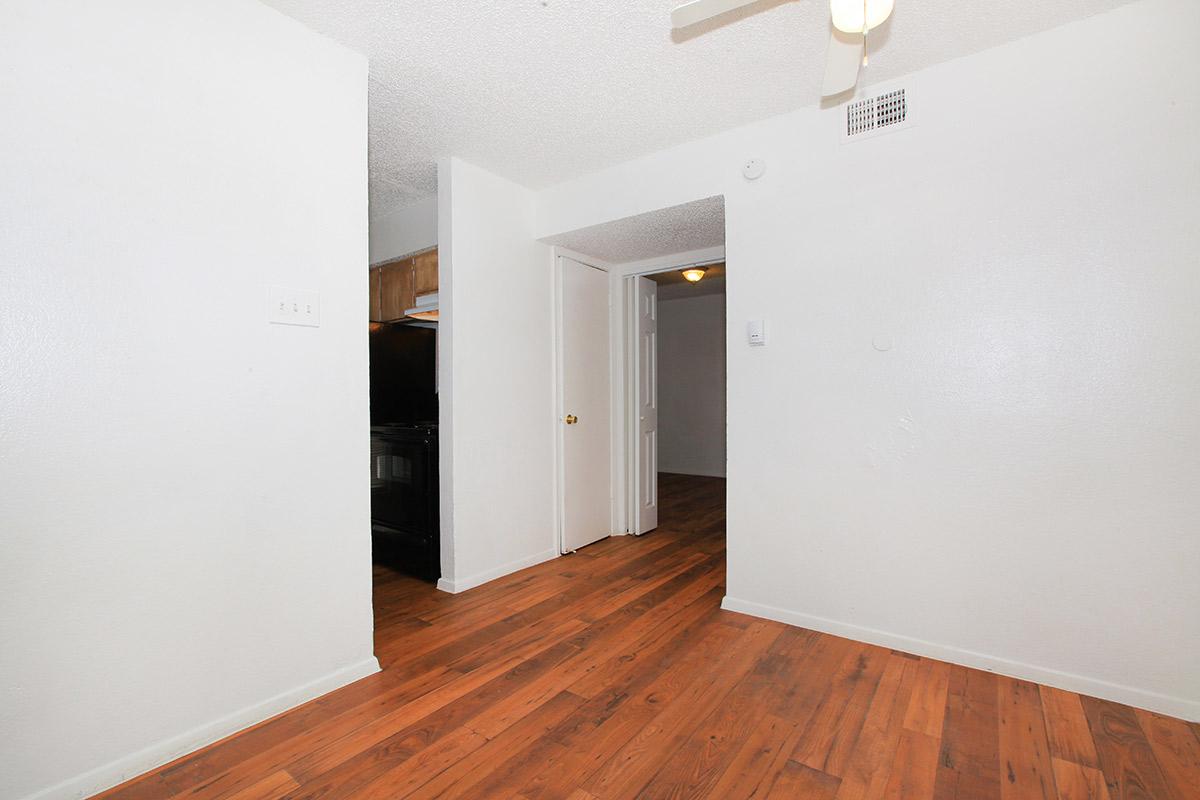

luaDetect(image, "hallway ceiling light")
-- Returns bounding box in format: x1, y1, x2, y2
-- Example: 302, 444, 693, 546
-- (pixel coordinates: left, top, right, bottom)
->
681, 267, 707, 283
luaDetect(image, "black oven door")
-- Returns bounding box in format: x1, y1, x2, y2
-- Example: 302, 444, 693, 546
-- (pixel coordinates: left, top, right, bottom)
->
370, 427, 439, 580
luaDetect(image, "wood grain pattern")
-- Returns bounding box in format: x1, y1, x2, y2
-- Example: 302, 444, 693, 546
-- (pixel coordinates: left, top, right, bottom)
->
1041, 686, 1101, 769
764, 760, 841, 799
1051, 758, 1111, 800
705, 713, 801, 799
933, 666, 1002, 799
791, 644, 888, 777
92, 474, 1196, 800
997, 677, 1056, 800
379, 256, 415, 321
905, 658, 952, 739
1079, 696, 1175, 800
369, 267, 383, 322
222, 770, 298, 800
835, 654, 921, 800
1132, 708, 1200, 800
412, 248, 438, 296
882, 728, 941, 799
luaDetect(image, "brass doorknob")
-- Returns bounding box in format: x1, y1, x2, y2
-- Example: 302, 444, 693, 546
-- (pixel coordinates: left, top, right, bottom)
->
565, 414, 578, 425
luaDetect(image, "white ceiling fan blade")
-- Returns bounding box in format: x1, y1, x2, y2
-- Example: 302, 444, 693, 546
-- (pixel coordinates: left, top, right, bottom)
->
671, 0, 761, 29
821, 29, 863, 97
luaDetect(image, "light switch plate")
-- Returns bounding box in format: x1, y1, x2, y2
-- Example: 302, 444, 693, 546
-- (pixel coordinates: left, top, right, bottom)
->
268, 286, 320, 327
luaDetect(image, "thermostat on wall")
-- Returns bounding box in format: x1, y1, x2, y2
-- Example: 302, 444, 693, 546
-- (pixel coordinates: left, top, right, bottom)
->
747, 320, 766, 346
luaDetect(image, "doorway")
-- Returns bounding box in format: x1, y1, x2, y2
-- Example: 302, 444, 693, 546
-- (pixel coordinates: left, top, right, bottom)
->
367, 249, 441, 590
544, 195, 727, 554
554, 254, 728, 553
625, 261, 727, 537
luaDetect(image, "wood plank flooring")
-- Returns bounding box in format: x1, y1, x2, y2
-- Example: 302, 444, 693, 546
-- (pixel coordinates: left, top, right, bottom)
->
95, 473, 1200, 800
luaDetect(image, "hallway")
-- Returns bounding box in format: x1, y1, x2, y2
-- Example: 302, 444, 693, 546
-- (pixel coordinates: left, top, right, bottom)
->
96, 474, 1197, 799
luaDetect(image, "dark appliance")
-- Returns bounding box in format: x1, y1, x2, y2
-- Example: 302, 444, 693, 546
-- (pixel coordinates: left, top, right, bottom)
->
370, 422, 439, 581
369, 323, 437, 425
369, 323, 439, 580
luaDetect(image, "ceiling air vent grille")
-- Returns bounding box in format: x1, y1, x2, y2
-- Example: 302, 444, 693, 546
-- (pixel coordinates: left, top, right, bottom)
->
846, 88, 908, 138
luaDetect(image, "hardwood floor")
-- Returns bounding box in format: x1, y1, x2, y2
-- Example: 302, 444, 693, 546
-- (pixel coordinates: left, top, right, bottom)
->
96, 473, 1199, 800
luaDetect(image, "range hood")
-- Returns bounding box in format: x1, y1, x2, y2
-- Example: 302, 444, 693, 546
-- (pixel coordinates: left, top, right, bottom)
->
404, 292, 439, 322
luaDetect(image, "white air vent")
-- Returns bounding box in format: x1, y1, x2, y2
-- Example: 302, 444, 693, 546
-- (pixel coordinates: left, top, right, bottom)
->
843, 87, 912, 142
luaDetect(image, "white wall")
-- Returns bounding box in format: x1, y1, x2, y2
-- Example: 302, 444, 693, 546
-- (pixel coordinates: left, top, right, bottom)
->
0, 3, 375, 798
370, 196, 438, 264
437, 158, 558, 592
657, 293, 727, 477
536, 0, 1200, 720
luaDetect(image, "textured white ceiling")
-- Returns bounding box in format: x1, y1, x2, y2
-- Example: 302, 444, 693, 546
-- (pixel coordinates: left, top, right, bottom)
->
544, 195, 724, 263
260, 0, 1135, 220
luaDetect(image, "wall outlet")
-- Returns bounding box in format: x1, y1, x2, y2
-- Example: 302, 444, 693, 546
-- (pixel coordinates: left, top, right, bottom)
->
268, 286, 320, 327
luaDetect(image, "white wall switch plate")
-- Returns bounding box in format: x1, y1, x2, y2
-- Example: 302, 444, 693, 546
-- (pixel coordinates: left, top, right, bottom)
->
747, 319, 766, 346
268, 286, 320, 327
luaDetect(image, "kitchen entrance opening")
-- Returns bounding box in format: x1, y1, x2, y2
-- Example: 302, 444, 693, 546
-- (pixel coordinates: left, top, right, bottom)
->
368, 248, 441, 586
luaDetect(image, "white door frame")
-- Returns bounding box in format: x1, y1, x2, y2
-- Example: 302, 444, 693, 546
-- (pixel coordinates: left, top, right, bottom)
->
552, 250, 615, 554
551, 244, 726, 548
614, 248, 726, 536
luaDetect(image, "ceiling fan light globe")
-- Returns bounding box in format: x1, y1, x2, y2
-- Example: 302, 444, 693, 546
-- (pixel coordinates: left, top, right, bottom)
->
830, 0, 894, 34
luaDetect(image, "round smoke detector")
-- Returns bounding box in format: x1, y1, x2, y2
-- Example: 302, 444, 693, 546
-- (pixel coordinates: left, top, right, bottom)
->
742, 158, 766, 180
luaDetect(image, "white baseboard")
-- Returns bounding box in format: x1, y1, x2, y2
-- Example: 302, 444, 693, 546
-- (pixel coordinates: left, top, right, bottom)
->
437, 547, 559, 594
721, 596, 1199, 723
21, 657, 381, 800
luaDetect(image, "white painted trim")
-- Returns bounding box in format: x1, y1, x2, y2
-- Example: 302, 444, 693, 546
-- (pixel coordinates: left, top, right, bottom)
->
546, 240, 725, 542
553, 252, 567, 554
721, 596, 1200, 723
436, 547, 560, 594
550, 245, 615, 272
19, 657, 380, 800
621, 276, 638, 535
614, 245, 726, 277
435, 158, 456, 588
610, 269, 630, 535
615, 241, 727, 537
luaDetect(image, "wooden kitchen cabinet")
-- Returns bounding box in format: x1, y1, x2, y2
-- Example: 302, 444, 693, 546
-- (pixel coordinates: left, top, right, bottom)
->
369, 267, 383, 322
380, 258, 415, 321
412, 249, 438, 296
372, 247, 438, 322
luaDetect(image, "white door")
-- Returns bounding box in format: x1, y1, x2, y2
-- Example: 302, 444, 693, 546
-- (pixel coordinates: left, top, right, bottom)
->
560, 257, 611, 552
634, 276, 659, 534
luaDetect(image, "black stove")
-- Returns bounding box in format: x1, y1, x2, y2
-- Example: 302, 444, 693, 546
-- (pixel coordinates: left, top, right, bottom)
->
370, 422, 439, 580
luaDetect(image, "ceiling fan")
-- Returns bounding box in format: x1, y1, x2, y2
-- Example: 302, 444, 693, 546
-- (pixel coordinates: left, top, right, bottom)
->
671, 0, 894, 97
